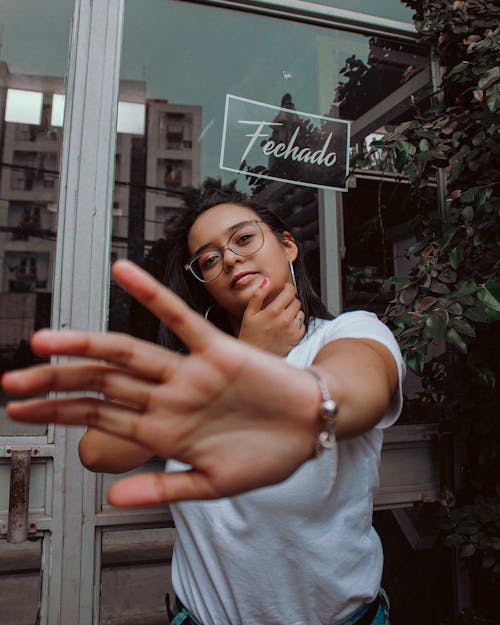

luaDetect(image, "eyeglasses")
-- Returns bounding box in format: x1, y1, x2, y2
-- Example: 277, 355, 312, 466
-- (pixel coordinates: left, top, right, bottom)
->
185, 219, 265, 282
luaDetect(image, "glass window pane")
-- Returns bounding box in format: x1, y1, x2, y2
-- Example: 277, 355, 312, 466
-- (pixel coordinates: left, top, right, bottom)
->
110, 0, 428, 342
303, 0, 415, 24
100, 527, 176, 625
0, 539, 43, 625
105, 0, 432, 618
0, 0, 73, 435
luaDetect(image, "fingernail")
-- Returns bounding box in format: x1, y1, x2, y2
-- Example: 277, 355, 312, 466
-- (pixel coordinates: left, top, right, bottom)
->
260, 277, 269, 287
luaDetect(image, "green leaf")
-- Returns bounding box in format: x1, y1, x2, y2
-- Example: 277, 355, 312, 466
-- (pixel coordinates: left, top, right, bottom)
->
464, 306, 490, 323
395, 149, 409, 171
462, 206, 474, 221
417, 296, 438, 313
426, 308, 449, 341
452, 280, 478, 297
485, 280, 500, 300
445, 534, 465, 546
405, 350, 424, 376
431, 150, 448, 161
407, 240, 428, 255
404, 163, 419, 179
447, 62, 470, 78
476, 368, 496, 390
476, 187, 492, 206
459, 522, 481, 536
431, 280, 451, 295
389, 276, 411, 285
395, 138, 416, 155
416, 129, 437, 141
461, 187, 479, 203
415, 150, 435, 161
441, 229, 456, 250
460, 544, 476, 558
485, 308, 500, 323
477, 285, 500, 312
439, 269, 457, 284
478, 66, 500, 90
486, 83, 500, 112
419, 138, 430, 152
449, 246, 464, 270
471, 131, 485, 146
447, 328, 468, 354
447, 302, 463, 315
453, 319, 476, 337
400, 286, 418, 305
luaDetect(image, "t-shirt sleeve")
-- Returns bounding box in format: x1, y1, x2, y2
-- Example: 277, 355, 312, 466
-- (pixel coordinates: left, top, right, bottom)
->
319, 311, 405, 429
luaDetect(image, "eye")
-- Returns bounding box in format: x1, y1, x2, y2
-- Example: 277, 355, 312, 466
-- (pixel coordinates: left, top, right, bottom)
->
200, 252, 221, 271
234, 229, 256, 247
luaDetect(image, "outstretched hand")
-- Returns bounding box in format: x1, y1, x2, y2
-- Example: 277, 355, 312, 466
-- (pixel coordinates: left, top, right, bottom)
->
3, 260, 319, 507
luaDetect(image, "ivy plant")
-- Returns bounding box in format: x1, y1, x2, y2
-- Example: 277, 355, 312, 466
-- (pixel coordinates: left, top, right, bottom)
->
359, 1, 499, 619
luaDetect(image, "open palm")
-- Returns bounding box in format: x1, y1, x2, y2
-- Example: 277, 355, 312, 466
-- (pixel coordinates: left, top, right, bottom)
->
4, 260, 318, 506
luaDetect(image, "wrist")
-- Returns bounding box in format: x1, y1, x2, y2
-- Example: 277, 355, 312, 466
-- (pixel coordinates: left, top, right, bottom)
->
305, 368, 338, 453
304, 367, 339, 493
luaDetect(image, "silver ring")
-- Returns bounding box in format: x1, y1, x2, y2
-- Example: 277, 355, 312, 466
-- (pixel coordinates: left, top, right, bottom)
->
295, 314, 304, 328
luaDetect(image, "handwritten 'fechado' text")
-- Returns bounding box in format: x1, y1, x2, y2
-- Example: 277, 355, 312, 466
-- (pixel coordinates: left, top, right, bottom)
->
238, 120, 337, 167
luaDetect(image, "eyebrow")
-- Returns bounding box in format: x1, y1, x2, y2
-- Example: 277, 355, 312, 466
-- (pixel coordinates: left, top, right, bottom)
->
192, 219, 255, 257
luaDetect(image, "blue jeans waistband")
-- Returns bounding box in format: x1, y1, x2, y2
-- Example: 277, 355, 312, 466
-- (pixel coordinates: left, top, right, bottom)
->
169, 589, 390, 625
335, 590, 390, 625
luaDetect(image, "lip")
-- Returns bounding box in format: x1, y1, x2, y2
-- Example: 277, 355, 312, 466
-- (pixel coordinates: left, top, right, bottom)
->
231, 271, 258, 289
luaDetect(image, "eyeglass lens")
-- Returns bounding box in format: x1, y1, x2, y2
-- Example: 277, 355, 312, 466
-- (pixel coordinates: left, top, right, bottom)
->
193, 221, 264, 281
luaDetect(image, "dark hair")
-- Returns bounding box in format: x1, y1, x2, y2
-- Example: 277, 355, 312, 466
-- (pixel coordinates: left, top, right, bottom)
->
159, 186, 333, 352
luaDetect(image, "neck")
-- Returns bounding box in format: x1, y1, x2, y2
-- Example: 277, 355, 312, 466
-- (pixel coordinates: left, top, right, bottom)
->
229, 313, 242, 336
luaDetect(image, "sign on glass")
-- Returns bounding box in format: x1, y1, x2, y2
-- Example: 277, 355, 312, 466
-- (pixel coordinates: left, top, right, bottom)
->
220, 94, 350, 192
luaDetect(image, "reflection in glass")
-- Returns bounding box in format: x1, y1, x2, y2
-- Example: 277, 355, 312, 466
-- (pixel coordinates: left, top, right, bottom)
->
100, 528, 176, 624
0, 539, 42, 625
301, 0, 415, 23
0, 1, 72, 435
110, 0, 428, 348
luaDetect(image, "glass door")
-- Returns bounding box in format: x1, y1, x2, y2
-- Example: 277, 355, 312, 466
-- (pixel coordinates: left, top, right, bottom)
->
100, 1, 430, 622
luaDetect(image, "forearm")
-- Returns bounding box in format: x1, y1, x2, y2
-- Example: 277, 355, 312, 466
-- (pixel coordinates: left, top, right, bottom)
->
310, 338, 399, 441
79, 428, 154, 473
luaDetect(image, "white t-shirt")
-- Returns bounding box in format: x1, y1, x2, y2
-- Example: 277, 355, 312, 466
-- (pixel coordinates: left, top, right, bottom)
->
167, 312, 405, 625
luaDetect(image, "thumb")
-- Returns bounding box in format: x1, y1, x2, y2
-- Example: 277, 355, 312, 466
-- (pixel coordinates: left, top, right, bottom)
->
107, 470, 221, 506
243, 277, 270, 317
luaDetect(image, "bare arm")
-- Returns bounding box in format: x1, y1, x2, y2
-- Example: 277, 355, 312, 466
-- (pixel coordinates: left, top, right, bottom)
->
3, 260, 400, 507
78, 428, 154, 473
311, 337, 398, 440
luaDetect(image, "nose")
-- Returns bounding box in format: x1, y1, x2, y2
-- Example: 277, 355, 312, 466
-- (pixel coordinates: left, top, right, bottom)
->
221, 246, 243, 270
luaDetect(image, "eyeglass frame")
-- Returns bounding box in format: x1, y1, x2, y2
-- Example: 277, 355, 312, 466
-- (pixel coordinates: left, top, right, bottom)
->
184, 219, 266, 283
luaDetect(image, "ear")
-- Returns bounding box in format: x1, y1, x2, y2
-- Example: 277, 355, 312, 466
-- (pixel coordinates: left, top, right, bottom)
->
281, 231, 298, 262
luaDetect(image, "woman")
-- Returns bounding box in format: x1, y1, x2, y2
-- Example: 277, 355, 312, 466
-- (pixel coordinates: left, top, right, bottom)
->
4, 188, 404, 625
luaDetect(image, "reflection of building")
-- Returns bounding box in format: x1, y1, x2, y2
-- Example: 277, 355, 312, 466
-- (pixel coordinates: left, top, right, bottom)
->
110, 94, 202, 262
0, 62, 62, 354
0, 61, 62, 298
145, 100, 201, 242
0, 63, 201, 348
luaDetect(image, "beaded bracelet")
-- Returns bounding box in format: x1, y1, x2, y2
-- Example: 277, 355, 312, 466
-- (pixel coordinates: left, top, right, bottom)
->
305, 367, 339, 492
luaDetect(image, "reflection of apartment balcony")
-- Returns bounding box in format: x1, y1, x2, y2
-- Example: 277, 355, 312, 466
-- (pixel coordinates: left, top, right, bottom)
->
14, 128, 60, 144
165, 174, 182, 187
12, 217, 41, 240
165, 140, 193, 152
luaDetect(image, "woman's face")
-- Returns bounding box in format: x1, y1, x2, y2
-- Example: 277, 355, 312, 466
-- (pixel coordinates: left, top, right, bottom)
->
187, 203, 298, 326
